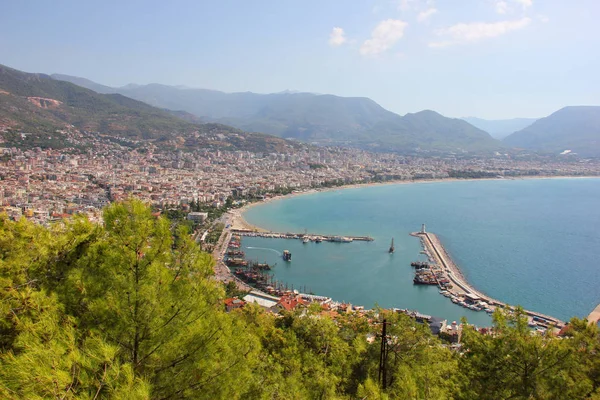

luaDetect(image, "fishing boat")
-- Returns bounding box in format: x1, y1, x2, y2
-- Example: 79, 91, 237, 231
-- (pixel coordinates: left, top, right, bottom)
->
315, 236, 322, 243
389, 238, 395, 253
302, 236, 310, 244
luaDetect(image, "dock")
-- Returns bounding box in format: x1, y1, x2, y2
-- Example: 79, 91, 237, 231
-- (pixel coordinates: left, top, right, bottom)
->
232, 228, 374, 242
411, 230, 565, 328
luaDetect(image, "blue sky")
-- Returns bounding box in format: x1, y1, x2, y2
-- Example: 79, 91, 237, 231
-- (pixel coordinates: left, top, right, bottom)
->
1, 0, 599, 119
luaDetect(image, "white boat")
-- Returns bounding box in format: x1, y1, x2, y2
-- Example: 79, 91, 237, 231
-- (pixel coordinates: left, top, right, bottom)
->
302, 236, 309, 244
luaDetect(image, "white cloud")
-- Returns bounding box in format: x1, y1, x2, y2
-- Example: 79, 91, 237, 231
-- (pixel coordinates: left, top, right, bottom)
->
429, 17, 531, 47
328, 27, 347, 47
495, 1, 509, 14
360, 19, 408, 56
493, 0, 532, 14
417, 7, 438, 22
398, 0, 416, 11
514, 0, 533, 8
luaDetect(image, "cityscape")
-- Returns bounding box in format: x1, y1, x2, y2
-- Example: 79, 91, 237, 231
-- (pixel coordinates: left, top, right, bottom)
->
3, 138, 599, 224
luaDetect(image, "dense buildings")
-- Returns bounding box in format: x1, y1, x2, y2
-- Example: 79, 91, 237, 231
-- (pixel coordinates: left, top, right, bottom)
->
1, 141, 599, 224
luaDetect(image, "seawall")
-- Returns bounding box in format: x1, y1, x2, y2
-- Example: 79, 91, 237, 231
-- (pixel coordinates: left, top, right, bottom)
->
411, 231, 565, 327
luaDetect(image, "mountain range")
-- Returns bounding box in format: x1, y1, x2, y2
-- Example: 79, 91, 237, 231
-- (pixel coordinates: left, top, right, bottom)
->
51, 74, 501, 153
504, 106, 600, 157
0, 65, 303, 153
462, 117, 538, 140
2, 65, 599, 156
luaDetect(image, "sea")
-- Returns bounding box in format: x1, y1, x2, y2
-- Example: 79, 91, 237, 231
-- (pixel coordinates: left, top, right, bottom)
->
241, 178, 600, 326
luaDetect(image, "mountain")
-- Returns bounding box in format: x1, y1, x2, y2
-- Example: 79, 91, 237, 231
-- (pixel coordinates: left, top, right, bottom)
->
503, 106, 600, 157
462, 117, 538, 140
51, 74, 501, 153
50, 73, 115, 94
0, 65, 300, 152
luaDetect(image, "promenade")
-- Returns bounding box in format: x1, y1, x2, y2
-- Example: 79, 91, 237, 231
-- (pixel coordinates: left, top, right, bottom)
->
587, 304, 600, 324
412, 231, 565, 328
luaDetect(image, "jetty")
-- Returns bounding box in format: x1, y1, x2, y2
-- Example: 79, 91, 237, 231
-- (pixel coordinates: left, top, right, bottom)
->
232, 228, 374, 242
411, 226, 565, 328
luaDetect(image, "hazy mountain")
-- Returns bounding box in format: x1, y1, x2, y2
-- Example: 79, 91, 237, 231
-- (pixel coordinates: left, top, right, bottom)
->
462, 117, 538, 139
503, 106, 600, 156
1, 65, 301, 153
50, 73, 115, 94
51, 74, 500, 152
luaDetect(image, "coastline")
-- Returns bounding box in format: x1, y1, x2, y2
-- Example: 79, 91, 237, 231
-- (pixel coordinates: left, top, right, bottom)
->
231, 175, 599, 233
225, 174, 598, 325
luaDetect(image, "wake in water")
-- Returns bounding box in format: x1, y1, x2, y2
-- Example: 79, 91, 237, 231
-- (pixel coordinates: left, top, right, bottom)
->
246, 246, 281, 255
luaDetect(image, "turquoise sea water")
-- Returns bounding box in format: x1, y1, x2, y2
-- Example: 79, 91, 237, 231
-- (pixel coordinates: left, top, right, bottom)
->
242, 178, 600, 326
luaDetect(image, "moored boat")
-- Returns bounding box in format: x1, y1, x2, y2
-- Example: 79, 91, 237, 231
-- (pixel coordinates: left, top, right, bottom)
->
283, 250, 292, 262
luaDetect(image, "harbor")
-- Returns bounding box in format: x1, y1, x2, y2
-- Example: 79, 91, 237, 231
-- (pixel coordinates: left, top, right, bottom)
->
411, 225, 565, 329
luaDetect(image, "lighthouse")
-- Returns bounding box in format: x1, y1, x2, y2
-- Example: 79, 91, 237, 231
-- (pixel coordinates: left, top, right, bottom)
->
421, 224, 426, 234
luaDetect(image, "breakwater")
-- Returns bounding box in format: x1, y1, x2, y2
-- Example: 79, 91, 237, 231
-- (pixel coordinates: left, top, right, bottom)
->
232, 228, 374, 242
412, 231, 565, 328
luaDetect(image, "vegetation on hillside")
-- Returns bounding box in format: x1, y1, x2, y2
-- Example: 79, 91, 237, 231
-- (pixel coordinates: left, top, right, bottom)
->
1, 199, 600, 399
0, 64, 303, 153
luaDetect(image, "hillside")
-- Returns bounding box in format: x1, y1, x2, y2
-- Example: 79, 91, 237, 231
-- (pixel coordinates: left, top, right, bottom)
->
1, 199, 599, 399
503, 106, 600, 156
0, 65, 300, 153
52, 74, 501, 153
462, 117, 538, 139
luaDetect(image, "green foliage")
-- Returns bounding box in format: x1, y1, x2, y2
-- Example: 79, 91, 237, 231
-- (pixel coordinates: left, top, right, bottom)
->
457, 307, 594, 400
1, 202, 600, 399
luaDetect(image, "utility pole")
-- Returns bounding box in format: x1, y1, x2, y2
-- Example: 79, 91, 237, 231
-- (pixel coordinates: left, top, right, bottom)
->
378, 319, 389, 389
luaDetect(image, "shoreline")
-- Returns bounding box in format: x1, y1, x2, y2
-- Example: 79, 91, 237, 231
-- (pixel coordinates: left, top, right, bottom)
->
226, 175, 596, 325
231, 175, 600, 233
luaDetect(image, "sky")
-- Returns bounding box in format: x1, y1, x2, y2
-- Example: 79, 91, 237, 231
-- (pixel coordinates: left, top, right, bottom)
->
1, 0, 599, 119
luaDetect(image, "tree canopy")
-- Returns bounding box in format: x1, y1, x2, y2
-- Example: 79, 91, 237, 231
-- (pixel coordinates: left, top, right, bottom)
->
1, 199, 599, 399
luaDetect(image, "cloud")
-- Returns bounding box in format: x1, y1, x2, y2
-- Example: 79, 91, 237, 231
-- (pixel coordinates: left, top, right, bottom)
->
514, 0, 532, 8
398, 0, 416, 11
329, 27, 347, 47
429, 17, 531, 47
493, 0, 532, 14
495, 1, 509, 14
417, 7, 438, 22
360, 19, 408, 56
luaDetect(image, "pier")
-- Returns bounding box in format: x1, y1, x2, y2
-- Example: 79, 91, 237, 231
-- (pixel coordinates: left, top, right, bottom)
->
232, 228, 374, 242
411, 230, 565, 328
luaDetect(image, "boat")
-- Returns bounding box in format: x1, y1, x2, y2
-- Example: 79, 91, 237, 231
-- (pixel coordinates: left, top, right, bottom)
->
303, 236, 310, 244
283, 250, 292, 262
315, 236, 322, 243
389, 238, 395, 253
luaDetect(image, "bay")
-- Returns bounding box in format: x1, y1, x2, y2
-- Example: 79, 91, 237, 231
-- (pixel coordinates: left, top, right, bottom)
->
242, 178, 600, 325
